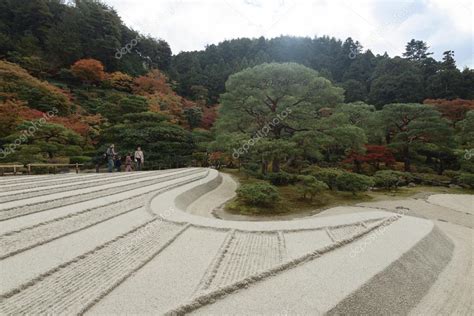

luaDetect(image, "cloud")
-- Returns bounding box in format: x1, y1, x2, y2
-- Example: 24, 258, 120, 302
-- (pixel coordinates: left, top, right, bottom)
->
103, 0, 473, 68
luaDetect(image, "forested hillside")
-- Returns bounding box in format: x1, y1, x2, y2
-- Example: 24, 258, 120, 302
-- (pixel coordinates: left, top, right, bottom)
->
170, 36, 474, 106
0, 0, 217, 168
0, 0, 473, 192
0, 0, 171, 75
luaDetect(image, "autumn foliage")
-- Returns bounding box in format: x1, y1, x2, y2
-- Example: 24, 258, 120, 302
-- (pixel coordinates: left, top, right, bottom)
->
423, 98, 474, 125
200, 105, 218, 129
0, 60, 72, 114
71, 59, 106, 84
344, 145, 396, 172
106, 71, 134, 92
133, 69, 173, 95
132, 69, 203, 126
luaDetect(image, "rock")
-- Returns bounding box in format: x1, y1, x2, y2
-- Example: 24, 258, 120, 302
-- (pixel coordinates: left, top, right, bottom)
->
408, 182, 416, 187
449, 184, 462, 189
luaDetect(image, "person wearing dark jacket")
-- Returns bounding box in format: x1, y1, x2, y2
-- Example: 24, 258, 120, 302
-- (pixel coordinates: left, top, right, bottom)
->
114, 155, 122, 172
106, 144, 116, 172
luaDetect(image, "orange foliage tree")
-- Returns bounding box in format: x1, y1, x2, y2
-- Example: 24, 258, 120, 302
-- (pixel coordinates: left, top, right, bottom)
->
133, 69, 172, 95
71, 59, 105, 84
105, 71, 134, 92
424, 98, 474, 125
0, 60, 72, 114
133, 69, 199, 126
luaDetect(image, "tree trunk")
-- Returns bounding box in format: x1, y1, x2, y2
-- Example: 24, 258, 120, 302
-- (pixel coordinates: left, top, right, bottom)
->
403, 147, 411, 172
354, 160, 361, 173
272, 158, 280, 172
438, 159, 444, 175
261, 160, 268, 175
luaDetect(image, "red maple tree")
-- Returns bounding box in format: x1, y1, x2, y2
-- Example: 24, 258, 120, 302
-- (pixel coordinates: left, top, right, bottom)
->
344, 145, 395, 172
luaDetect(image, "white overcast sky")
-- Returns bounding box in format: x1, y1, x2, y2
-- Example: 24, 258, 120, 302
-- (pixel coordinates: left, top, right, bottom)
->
103, 0, 473, 68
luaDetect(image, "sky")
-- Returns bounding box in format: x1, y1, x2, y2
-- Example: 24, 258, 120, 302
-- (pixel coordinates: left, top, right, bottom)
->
103, 0, 473, 68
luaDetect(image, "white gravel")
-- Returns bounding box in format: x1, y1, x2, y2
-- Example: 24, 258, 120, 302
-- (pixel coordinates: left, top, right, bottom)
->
88, 227, 228, 315
427, 194, 474, 215
186, 172, 238, 218
1, 169, 471, 315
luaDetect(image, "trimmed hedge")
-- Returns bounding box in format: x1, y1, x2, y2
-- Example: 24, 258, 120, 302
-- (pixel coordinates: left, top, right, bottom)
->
237, 182, 280, 207
311, 168, 344, 190
335, 173, 374, 194
296, 175, 328, 200
374, 170, 414, 188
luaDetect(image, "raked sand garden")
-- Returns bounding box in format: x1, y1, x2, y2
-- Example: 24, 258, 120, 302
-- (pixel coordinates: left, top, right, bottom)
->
0, 168, 472, 315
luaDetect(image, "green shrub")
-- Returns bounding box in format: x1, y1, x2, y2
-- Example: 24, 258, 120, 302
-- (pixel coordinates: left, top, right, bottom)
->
69, 156, 92, 164
458, 173, 474, 188
237, 182, 280, 207
413, 173, 451, 186
414, 165, 435, 174
335, 173, 374, 194
265, 171, 297, 186
312, 168, 345, 190
241, 162, 260, 177
300, 165, 322, 175
443, 170, 461, 179
31, 166, 51, 175
296, 175, 328, 200
373, 170, 414, 188
460, 159, 474, 173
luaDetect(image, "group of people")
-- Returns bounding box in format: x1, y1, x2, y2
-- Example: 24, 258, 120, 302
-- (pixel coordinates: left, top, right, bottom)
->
104, 144, 144, 172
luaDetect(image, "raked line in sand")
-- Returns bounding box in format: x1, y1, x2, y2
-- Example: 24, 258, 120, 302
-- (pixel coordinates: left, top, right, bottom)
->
0, 168, 471, 315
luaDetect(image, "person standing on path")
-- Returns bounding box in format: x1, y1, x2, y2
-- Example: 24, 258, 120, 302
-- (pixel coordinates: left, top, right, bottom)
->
106, 144, 116, 172
114, 154, 122, 172
134, 146, 144, 171
125, 153, 133, 172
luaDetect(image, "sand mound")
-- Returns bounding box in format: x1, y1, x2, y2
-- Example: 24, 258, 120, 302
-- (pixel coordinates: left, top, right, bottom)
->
0, 169, 469, 315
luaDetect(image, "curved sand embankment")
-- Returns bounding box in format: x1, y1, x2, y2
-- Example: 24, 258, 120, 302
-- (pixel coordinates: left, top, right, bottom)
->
0, 169, 470, 315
